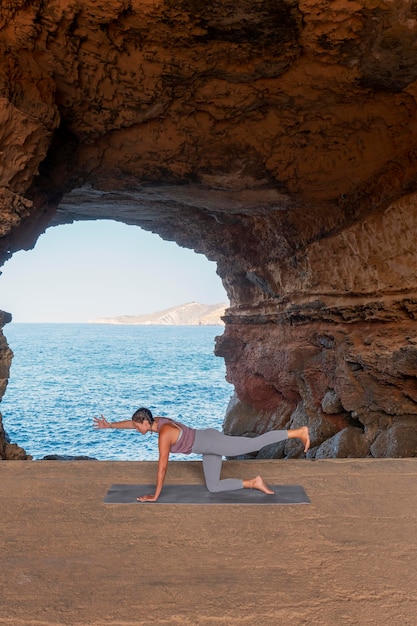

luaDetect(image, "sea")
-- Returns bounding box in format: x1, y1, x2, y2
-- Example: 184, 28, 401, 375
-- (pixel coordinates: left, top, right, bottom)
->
0, 323, 233, 461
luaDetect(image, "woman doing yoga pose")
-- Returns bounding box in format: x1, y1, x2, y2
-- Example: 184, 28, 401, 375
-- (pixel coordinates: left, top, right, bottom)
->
93, 407, 310, 502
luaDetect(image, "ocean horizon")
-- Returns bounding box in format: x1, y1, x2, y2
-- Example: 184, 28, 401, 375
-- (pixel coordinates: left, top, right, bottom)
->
1, 323, 233, 461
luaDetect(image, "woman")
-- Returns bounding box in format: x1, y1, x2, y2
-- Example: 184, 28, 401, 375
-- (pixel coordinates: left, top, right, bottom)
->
93, 407, 310, 502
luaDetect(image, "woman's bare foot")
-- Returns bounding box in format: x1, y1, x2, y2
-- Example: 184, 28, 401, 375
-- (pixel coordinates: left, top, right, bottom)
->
299, 426, 310, 452
288, 426, 310, 452
243, 475, 274, 494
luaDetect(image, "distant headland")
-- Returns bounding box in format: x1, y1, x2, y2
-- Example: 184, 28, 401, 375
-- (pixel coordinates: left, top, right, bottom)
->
90, 301, 228, 326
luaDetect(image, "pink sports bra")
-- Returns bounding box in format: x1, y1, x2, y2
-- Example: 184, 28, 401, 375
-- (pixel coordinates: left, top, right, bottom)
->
156, 417, 196, 454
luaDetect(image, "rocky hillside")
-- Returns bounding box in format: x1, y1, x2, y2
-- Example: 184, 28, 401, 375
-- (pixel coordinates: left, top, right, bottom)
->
92, 302, 227, 326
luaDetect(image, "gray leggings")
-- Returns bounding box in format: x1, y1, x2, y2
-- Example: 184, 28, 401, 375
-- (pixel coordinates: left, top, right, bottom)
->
191, 428, 288, 493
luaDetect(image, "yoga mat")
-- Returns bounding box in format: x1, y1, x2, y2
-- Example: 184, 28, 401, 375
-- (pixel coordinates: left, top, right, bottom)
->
103, 484, 310, 505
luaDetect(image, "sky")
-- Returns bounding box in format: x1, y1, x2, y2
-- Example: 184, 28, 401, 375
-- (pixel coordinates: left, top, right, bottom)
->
0, 220, 228, 323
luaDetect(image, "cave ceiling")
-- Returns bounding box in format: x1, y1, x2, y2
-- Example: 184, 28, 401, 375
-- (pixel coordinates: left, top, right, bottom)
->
1, 0, 417, 284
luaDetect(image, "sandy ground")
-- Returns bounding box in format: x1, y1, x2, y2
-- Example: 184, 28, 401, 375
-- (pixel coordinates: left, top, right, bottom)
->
0, 458, 416, 626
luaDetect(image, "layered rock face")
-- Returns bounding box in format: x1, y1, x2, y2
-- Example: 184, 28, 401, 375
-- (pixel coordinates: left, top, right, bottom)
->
1, 0, 417, 458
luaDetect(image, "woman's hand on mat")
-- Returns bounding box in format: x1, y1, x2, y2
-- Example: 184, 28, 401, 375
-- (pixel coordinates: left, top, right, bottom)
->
137, 493, 159, 502
93, 415, 110, 429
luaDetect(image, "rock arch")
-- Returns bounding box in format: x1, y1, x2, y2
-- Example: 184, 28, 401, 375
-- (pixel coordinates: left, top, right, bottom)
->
1, 0, 417, 458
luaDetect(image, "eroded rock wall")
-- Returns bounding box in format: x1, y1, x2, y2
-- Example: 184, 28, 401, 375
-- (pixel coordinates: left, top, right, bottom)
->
0, 311, 29, 459
218, 319, 417, 458
217, 194, 417, 457
1, 0, 417, 457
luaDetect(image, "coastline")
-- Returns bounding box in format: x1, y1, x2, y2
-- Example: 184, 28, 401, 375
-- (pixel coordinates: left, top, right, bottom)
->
1, 458, 416, 625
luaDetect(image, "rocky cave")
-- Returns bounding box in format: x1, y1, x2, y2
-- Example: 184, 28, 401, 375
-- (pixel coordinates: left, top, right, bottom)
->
1, 0, 417, 460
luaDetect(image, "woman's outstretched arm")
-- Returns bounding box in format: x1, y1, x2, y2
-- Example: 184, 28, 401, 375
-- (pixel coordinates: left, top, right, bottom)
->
93, 415, 135, 429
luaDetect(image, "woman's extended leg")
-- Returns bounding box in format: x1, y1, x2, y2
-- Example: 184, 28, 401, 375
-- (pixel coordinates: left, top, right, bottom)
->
193, 426, 310, 458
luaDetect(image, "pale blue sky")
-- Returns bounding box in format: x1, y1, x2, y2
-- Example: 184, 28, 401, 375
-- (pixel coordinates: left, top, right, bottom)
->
0, 220, 228, 323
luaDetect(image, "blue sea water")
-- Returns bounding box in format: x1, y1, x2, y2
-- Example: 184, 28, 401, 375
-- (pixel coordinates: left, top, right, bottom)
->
0, 324, 233, 461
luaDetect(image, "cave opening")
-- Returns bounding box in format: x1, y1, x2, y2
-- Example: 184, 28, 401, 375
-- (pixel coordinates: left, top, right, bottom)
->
0, 219, 232, 460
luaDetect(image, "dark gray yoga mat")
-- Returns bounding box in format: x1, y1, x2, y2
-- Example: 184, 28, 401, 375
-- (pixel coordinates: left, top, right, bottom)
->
103, 484, 310, 504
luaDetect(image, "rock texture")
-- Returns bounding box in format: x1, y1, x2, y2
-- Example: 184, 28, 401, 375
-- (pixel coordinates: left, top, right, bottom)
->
1, 0, 417, 457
